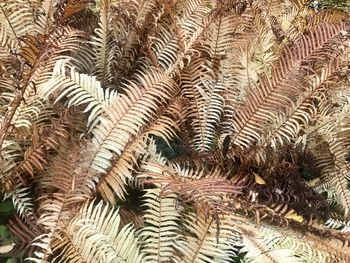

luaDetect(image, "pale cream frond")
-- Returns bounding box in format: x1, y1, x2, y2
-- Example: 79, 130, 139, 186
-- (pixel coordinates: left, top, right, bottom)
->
240, 227, 302, 263
51, 200, 144, 263
40, 59, 118, 130
177, 212, 241, 263
0, 0, 36, 41
139, 188, 182, 262
98, 97, 187, 203
0, 140, 22, 188
87, 69, 178, 174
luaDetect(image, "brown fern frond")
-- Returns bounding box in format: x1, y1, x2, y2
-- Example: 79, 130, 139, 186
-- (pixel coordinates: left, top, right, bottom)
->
91, 0, 116, 86
253, 57, 344, 162
119, 207, 144, 229
56, 0, 94, 21
229, 22, 348, 151
15, 122, 69, 177
307, 9, 349, 28
139, 161, 247, 218
40, 148, 91, 197
7, 215, 42, 261
1, 1, 350, 262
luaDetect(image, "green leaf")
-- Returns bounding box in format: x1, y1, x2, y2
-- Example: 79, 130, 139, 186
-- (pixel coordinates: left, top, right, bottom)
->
0, 201, 14, 224
0, 200, 13, 214
0, 225, 13, 242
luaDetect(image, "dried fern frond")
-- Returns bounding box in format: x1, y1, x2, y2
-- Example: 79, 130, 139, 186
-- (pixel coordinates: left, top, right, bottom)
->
40, 59, 118, 130
139, 188, 182, 262
0, 26, 86, 151
152, 0, 215, 75
240, 227, 300, 263
181, 57, 226, 152
0, 0, 36, 41
325, 217, 350, 234
7, 215, 41, 261
254, 56, 345, 161
0, 140, 22, 190
307, 102, 350, 217
229, 21, 349, 151
140, 161, 245, 217
87, 69, 178, 174
91, 0, 116, 86
240, 224, 349, 263
98, 97, 187, 203
1, 1, 350, 262
50, 200, 144, 263
177, 211, 242, 263
4, 184, 35, 224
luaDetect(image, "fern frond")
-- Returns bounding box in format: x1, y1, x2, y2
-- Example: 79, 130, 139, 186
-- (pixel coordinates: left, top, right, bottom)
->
1, 1, 350, 262
35, 0, 56, 35
254, 57, 344, 161
0, 20, 17, 56
98, 98, 187, 203
230, 22, 348, 150
15, 120, 69, 177
181, 57, 226, 152
50, 200, 144, 263
178, 212, 241, 263
107, 0, 151, 78
240, 227, 301, 263
29, 194, 77, 262
7, 215, 41, 260
57, 0, 93, 21
40, 145, 94, 197
329, 171, 350, 217
97, 135, 148, 203
301, 228, 350, 262
40, 59, 118, 129
139, 188, 182, 262
119, 207, 144, 229
307, 9, 349, 28
91, 0, 116, 86
0, 0, 36, 41
240, 224, 348, 263
0, 27, 85, 146
308, 109, 350, 217
325, 217, 350, 233
28, 142, 97, 261
4, 184, 35, 224
0, 140, 22, 190
87, 69, 178, 174
11, 98, 54, 130
151, 0, 214, 75
140, 161, 244, 216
